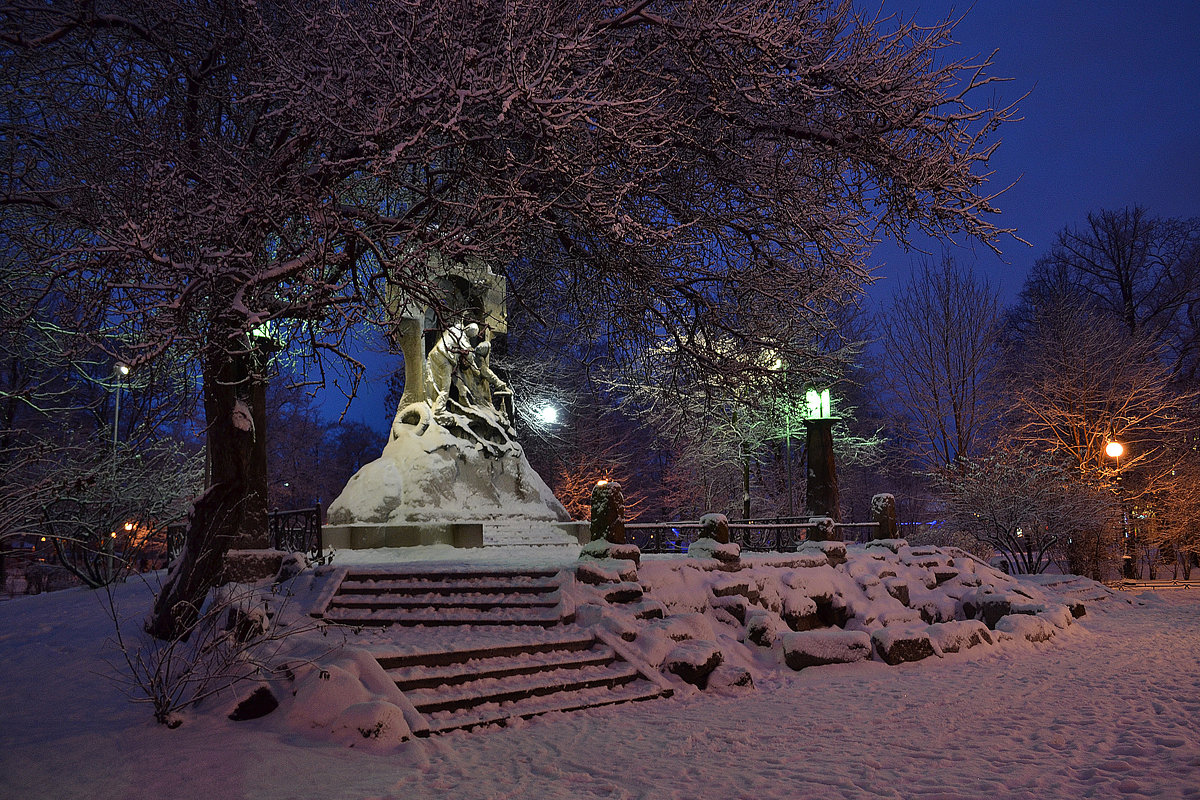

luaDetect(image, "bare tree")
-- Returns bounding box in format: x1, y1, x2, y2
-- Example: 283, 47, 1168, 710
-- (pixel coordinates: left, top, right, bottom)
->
3, 0, 1018, 637
934, 448, 1119, 575
1023, 207, 1200, 382
1007, 298, 1197, 494
877, 255, 1004, 471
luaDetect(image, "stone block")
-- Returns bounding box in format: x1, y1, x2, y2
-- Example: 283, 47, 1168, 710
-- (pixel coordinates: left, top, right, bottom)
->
781, 630, 872, 670
872, 627, 937, 665
664, 640, 724, 688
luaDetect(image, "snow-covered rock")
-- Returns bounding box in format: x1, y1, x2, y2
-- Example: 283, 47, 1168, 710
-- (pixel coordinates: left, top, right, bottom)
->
996, 614, 1058, 643
664, 640, 724, 688
871, 627, 938, 665
781, 629, 872, 670
687, 537, 741, 567
925, 620, 994, 654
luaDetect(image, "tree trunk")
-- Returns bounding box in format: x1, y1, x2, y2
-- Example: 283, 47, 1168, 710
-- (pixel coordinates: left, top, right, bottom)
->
145, 345, 264, 640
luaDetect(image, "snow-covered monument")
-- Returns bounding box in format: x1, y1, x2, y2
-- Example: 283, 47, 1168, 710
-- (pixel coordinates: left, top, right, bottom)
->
322, 255, 580, 550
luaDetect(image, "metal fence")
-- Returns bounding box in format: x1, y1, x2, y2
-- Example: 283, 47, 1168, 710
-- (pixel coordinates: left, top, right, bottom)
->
166, 503, 324, 563
626, 517, 878, 554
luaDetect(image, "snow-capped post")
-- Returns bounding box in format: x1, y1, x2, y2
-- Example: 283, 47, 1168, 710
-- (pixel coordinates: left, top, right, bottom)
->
804, 388, 840, 522
871, 494, 898, 540
589, 480, 625, 544
700, 512, 730, 544
807, 516, 837, 542
581, 480, 643, 565
688, 512, 741, 567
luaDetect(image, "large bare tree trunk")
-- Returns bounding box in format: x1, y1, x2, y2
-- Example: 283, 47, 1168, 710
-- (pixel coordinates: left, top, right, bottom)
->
146, 346, 265, 640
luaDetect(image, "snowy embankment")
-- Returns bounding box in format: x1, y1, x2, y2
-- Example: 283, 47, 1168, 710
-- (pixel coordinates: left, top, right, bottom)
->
1, 545, 1198, 800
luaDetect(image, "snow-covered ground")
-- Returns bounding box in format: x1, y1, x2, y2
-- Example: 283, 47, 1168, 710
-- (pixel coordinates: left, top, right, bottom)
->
1, 554, 1198, 800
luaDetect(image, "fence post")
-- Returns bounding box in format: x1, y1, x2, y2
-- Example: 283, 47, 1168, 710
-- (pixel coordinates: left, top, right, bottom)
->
871, 493, 898, 540
589, 480, 625, 544
314, 501, 323, 559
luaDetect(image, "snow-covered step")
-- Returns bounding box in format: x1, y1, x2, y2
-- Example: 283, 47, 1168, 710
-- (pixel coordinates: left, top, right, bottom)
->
336, 578, 561, 595
408, 660, 645, 715
422, 680, 671, 735
342, 567, 561, 582
330, 592, 560, 610
323, 605, 565, 627
375, 630, 598, 669
387, 645, 618, 691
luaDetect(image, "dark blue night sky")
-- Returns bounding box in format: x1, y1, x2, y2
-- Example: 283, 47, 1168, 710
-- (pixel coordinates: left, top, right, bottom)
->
871, 0, 1200, 303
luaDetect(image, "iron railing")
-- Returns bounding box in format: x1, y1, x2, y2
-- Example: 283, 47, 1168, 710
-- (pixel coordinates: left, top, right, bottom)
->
166, 503, 324, 563
625, 517, 879, 554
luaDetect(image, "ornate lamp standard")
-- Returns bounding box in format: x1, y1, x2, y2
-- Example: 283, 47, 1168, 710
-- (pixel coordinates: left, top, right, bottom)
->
804, 388, 839, 522
1104, 440, 1133, 579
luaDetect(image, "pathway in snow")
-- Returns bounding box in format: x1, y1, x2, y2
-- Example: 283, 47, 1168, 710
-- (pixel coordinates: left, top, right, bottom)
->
0, 581, 1197, 799
375, 589, 1200, 800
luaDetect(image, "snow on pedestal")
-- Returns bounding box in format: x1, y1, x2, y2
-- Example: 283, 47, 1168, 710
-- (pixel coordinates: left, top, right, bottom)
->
325, 406, 572, 549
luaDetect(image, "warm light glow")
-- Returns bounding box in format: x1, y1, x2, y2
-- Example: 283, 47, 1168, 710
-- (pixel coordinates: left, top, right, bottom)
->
124, 522, 134, 531
40, 536, 46, 542
596, 479, 609, 486
115, 363, 131, 376
1105, 441, 1125, 459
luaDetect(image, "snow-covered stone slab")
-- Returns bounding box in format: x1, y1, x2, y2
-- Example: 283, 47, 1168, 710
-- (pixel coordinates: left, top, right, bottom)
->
706, 663, 754, 693
579, 539, 642, 564
664, 640, 723, 688
576, 559, 637, 585
996, 614, 1057, 643
864, 538, 908, 554
745, 608, 785, 648
781, 593, 820, 631
925, 620, 993, 654
871, 627, 937, 665
781, 629, 872, 670
799, 540, 846, 565
687, 537, 741, 567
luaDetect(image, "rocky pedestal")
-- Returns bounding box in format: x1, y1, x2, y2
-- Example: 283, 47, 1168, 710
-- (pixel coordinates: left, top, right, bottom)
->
325, 406, 572, 549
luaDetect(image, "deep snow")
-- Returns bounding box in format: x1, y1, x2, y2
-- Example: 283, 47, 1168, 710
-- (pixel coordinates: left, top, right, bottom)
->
1, 554, 1198, 800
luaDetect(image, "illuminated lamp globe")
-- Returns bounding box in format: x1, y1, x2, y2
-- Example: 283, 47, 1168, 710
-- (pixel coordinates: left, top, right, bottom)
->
1105, 441, 1124, 459
536, 405, 559, 425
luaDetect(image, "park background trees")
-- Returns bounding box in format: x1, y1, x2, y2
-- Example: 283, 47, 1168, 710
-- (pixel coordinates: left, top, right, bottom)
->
5, 0, 1025, 619
874, 207, 1200, 577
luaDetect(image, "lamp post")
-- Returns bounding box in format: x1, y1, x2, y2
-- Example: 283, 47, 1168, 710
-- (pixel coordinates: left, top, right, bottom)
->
112, 362, 130, 457
804, 387, 840, 522
1104, 439, 1133, 579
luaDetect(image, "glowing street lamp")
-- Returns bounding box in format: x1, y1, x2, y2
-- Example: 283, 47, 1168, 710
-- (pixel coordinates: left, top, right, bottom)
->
536, 404, 559, 425
1104, 439, 1133, 578
112, 362, 131, 455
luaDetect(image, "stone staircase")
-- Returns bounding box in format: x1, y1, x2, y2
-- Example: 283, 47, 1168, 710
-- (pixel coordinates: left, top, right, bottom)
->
318, 566, 671, 734
322, 567, 569, 627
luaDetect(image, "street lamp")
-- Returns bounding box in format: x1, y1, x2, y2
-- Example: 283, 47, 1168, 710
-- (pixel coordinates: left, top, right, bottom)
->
536, 404, 559, 426
112, 362, 131, 455
1104, 439, 1133, 578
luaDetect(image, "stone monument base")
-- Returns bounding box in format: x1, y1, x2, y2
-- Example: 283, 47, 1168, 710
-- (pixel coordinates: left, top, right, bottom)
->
322, 520, 591, 551
322, 522, 484, 550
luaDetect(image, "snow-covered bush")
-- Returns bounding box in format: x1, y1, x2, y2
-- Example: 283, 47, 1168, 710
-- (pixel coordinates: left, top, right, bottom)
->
104, 576, 322, 727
